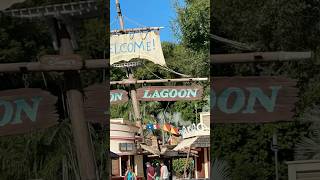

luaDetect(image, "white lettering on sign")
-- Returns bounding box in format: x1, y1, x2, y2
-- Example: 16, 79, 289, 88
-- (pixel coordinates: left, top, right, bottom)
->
180, 123, 210, 139
142, 89, 198, 99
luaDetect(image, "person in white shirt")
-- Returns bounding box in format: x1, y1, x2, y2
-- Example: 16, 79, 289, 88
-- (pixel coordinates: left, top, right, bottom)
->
160, 161, 169, 180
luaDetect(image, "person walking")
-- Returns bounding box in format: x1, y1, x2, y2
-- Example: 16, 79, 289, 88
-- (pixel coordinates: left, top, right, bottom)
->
124, 166, 136, 180
146, 162, 155, 180
153, 162, 161, 180
160, 161, 169, 180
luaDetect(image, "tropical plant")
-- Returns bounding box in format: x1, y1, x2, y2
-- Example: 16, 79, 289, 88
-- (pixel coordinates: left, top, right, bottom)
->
295, 105, 320, 160
172, 158, 194, 178
0, 0, 108, 179
211, 158, 231, 180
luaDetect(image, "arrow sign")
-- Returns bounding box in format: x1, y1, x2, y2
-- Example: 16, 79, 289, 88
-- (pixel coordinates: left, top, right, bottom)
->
0, 88, 58, 136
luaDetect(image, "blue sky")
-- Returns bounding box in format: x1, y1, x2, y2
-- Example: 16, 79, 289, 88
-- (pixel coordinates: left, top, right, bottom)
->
110, 0, 184, 43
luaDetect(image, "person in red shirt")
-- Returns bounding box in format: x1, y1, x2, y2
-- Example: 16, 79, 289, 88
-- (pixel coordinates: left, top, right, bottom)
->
146, 162, 155, 180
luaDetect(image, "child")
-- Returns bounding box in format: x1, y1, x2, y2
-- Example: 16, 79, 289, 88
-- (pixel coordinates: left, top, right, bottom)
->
124, 166, 136, 180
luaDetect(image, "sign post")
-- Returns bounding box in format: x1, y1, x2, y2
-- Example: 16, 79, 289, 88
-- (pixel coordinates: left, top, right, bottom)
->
59, 23, 97, 179
0, 2, 107, 179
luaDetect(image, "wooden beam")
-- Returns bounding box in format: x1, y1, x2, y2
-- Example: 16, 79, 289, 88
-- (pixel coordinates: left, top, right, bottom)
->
211, 51, 312, 64
110, 77, 208, 85
111, 27, 164, 34
2, 0, 99, 19
0, 59, 108, 72
183, 146, 192, 178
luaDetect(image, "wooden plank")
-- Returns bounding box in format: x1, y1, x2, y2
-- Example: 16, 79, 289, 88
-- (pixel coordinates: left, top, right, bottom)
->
40, 54, 82, 68
137, 86, 203, 101
211, 51, 312, 63
212, 76, 298, 123
0, 59, 108, 72
0, 88, 58, 136
83, 84, 108, 124
110, 77, 208, 85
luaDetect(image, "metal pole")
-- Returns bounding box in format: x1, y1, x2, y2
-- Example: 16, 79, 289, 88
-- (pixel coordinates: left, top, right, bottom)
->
272, 132, 279, 180
162, 116, 165, 146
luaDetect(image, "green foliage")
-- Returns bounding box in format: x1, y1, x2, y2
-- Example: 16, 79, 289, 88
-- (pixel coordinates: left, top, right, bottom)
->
0, 1, 107, 179
212, 159, 231, 180
0, 122, 80, 180
295, 105, 320, 160
175, 0, 210, 51
172, 158, 193, 178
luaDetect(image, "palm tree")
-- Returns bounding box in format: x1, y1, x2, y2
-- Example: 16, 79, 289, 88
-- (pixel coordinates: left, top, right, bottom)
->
211, 158, 231, 180
295, 105, 320, 160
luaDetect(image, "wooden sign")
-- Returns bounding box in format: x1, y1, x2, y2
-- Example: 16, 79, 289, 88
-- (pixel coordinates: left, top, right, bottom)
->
110, 89, 128, 104
39, 54, 82, 71
0, 88, 58, 136
84, 84, 108, 124
212, 76, 298, 123
137, 86, 203, 101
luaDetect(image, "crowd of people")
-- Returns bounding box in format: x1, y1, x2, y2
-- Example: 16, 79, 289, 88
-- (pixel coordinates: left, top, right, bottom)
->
124, 161, 169, 180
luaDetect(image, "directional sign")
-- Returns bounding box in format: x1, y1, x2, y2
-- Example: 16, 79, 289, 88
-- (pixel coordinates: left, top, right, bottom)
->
211, 76, 298, 123
0, 88, 58, 136
40, 54, 83, 71
84, 84, 108, 124
137, 86, 203, 101
110, 90, 128, 104
84, 85, 129, 124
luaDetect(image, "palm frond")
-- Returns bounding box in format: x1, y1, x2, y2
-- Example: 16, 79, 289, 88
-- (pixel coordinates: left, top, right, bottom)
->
211, 158, 231, 180
295, 105, 320, 160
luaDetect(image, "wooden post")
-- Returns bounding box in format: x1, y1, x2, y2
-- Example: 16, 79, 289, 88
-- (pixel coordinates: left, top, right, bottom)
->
115, 0, 125, 30
59, 24, 97, 179
183, 146, 192, 178
114, 0, 144, 138
128, 74, 144, 138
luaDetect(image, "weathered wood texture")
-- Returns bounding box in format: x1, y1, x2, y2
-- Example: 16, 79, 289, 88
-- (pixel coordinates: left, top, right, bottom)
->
110, 89, 129, 104
110, 77, 208, 85
0, 59, 108, 72
60, 36, 97, 179
211, 51, 311, 63
0, 88, 58, 136
84, 84, 108, 124
137, 86, 204, 101
212, 76, 298, 123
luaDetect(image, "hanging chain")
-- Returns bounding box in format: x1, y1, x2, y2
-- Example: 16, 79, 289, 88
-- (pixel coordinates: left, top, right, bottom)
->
22, 73, 30, 88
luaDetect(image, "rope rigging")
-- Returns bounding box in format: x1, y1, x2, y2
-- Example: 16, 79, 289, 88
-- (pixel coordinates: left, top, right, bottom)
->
211, 34, 257, 51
